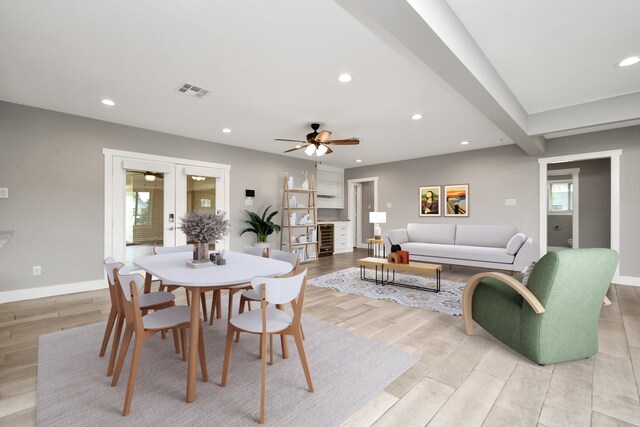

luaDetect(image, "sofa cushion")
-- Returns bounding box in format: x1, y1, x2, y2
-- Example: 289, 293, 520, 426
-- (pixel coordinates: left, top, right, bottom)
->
406, 223, 456, 245
387, 229, 409, 245
455, 225, 517, 248
401, 242, 515, 264
506, 232, 527, 255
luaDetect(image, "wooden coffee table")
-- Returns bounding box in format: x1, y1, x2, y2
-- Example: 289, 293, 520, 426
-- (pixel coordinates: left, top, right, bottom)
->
357, 257, 442, 293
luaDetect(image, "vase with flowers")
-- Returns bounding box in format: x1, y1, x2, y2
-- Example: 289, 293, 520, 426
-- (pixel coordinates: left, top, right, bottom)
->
179, 210, 230, 263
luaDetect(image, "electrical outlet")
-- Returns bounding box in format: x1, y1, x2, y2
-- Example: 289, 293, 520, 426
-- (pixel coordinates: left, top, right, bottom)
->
33, 266, 42, 276
386, 202, 392, 208
505, 198, 517, 206
0, 188, 8, 198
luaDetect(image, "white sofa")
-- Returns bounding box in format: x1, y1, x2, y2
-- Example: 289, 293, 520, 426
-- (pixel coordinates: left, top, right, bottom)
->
384, 224, 533, 272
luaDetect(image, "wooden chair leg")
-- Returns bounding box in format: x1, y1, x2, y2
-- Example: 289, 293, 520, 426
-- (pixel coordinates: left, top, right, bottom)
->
185, 288, 191, 305
180, 328, 187, 361
122, 337, 144, 416
217, 291, 222, 319
209, 290, 219, 326
269, 334, 274, 366
172, 328, 180, 354
111, 324, 133, 387
220, 324, 236, 387
197, 322, 208, 382
235, 296, 247, 342
292, 329, 314, 392
260, 332, 268, 424
99, 307, 117, 357
300, 323, 306, 341
276, 304, 289, 359
106, 312, 125, 377
201, 291, 208, 322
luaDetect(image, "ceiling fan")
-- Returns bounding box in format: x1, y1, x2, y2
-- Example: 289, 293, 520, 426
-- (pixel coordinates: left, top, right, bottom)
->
275, 123, 359, 156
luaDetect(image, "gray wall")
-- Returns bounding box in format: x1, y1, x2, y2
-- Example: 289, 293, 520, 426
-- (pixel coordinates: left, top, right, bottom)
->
345, 125, 640, 277
549, 158, 611, 249
0, 102, 315, 292
346, 144, 539, 255
548, 215, 572, 247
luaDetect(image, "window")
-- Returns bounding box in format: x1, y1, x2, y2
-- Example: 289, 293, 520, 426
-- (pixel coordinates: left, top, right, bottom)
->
127, 191, 151, 225
548, 180, 573, 213
200, 198, 211, 208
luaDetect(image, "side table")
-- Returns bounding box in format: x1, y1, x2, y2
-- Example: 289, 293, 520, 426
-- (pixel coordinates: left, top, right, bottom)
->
366, 238, 385, 259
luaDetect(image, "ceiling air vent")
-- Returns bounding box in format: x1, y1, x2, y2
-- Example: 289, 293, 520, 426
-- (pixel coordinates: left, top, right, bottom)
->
177, 82, 210, 98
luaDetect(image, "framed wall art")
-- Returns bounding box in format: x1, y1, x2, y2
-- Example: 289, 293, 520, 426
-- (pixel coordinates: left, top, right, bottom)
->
419, 186, 441, 216
444, 184, 469, 217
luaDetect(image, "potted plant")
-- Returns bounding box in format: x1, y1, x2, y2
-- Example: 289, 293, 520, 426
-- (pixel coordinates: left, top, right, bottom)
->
179, 210, 230, 263
240, 205, 281, 253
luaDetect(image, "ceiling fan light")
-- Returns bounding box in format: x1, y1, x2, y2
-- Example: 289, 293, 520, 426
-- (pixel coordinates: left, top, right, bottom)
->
304, 145, 316, 156
316, 144, 328, 156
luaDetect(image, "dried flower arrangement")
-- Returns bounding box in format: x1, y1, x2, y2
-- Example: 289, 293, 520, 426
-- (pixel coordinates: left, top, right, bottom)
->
179, 210, 230, 243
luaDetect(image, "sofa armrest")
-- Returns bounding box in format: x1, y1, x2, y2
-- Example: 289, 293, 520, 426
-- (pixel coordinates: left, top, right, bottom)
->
512, 237, 533, 271
462, 271, 545, 335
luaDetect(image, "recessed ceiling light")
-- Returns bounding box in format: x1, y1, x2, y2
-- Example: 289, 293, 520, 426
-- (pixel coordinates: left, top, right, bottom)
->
618, 56, 640, 67
411, 114, 423, 120
356, 159, 362, 163
222, 128, 231, 133
101, 99, 116, 106
338, 73, 352, 83
460, 140, 470, 145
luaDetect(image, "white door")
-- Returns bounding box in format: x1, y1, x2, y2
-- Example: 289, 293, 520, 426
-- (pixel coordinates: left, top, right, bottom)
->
353, 183, 362, 248
106, 151, 230, 267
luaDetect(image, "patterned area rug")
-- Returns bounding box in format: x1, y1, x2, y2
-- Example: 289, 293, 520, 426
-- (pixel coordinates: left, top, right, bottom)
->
308, 267, 464, 316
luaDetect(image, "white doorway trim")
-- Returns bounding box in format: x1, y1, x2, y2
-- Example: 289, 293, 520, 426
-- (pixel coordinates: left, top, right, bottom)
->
538, 149, 621, 278
103, 148, 231, 262
347, 177, 379, 249
547, 168, 580, 249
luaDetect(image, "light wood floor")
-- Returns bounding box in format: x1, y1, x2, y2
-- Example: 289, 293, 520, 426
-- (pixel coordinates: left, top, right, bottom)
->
1, 249, 639, 426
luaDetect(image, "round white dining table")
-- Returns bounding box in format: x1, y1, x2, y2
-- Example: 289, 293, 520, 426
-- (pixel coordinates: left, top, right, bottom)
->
134, 250, 293, 403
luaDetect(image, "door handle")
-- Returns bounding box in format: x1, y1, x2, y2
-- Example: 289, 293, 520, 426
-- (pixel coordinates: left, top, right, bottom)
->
167, 226, 175, 231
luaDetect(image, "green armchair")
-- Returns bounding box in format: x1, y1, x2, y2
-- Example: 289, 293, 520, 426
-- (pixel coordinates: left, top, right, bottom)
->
462, 248, 619, 365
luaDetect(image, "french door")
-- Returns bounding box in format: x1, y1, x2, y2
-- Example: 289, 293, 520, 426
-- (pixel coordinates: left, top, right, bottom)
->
104, 150, 230, 267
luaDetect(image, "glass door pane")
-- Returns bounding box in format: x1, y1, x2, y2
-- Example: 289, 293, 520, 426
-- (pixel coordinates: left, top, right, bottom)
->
185, 175, 216, 250
124, 171, 165, 266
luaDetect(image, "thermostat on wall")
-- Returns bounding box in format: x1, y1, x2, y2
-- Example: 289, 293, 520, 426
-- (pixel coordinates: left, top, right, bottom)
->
0, 188, 8, 199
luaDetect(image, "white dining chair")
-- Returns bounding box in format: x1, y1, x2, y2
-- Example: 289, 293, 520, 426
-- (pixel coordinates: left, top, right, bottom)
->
220, 270, 313, 424
154, 244, 213, 322
235, 250, 303, 351
206, 244, 269, 325
100, 257, 176, 377
112, 270, 208, 416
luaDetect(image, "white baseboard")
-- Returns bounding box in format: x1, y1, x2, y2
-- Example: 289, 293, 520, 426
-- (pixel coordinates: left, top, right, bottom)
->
0, 279, 107, 304
613, 275, 640, 287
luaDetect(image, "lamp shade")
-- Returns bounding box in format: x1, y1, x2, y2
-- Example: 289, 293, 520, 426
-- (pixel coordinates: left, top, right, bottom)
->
369, 211, 386, 224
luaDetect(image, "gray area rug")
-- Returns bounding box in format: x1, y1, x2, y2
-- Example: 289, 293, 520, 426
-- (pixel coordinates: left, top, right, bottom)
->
37, 310, 417, 426
309, 267, 464, 316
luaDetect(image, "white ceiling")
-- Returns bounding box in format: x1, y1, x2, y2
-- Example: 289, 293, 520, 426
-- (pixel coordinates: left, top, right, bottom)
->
0, 0, 638, 167
446, 0, 640, 114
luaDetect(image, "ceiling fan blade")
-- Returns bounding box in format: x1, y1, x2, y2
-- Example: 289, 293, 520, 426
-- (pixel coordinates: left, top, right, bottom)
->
284, 145, 308, 153
275, 138, 306, 143
325, 146, 333, 154
324, 138, 360, 145
315, 130, 332, 142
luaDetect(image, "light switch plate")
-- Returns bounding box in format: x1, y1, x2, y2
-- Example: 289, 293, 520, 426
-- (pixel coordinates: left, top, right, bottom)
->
386, 202, 392, 208
505, 198, 517, 206
0, 188, 8, 198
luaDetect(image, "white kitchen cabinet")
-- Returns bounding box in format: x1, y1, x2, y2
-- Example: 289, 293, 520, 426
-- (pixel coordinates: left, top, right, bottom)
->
333, 221, 352, 254
316, 164, 344, 208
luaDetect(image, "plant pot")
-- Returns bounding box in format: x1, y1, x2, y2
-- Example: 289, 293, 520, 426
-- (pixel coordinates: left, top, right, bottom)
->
254, 242, 270, 257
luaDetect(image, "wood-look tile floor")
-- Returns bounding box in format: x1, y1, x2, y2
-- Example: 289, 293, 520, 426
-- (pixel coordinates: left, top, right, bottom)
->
1, 248, 639, 426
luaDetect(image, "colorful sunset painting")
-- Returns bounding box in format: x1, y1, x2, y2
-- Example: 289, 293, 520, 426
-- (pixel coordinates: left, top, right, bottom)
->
444, 184, 469, 217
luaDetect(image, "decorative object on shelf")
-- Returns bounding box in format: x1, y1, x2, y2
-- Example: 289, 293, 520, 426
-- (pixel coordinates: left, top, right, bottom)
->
444, 184, 469, 217
301, 170, 309, 190
240, 205, 281, 246
179, 210, 230, 264
289, 194, 297, 208
369, 211, 387, 240
284, 172, 294, 189
419, 186, 441, 217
